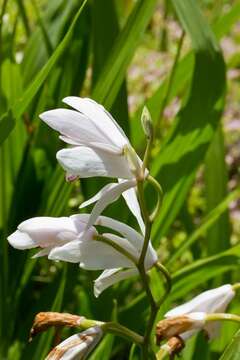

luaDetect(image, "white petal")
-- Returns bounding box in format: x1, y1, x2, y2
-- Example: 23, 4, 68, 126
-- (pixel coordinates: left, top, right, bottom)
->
40, 108, 109, 146
69, 214, 94, 236
86, 180, 136, 229
119, 179, 145, 234
18, 217, 77, 248
46, 327, 102, 360
59, 135, 81, 145
179, 329, 200, 341
102, 233, 138, 262
165, 284, 235, 318
7, 230, 36, 250
68, 213, 157, 269
32, 247, 52, 258
88, 142, 122, 154
79, 183, 117, 209
57, 146, 133, 179
48, 239, 133, 269
204, 321, 221, 340
95, 216, 158, 269
60, 137, 121, 154
62, 97, 128, 148
94, 268, 138, 297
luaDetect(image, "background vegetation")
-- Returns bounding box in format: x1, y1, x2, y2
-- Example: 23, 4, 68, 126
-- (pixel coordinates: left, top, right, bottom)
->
1, 0, 240, 358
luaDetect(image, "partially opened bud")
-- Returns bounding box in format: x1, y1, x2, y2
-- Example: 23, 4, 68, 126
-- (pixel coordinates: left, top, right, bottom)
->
141, 106, 153, 140
45, 326, 103, 360
164, 284, 236, 340
156, 313, 206, 344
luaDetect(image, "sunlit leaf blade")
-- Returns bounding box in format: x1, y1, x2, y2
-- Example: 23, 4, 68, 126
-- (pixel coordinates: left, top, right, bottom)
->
170, 244, 240, 301
219, 329, 240, 360
167, 187, 240, 266
131, 1, 240, 150
92, 0, 157, 109
31, 267, 67, 360
205, 126, 230, 255
0, 111, 15, 146
92, 0, 129, 135
12, 0, 88, 120
151, 0, 226, 243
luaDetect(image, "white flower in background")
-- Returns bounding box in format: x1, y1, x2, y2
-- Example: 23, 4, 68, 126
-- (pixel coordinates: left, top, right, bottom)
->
7, 214, 158, 297
164, 284, 235, 340
45, 326, 103, 360
40, 97, 145, 232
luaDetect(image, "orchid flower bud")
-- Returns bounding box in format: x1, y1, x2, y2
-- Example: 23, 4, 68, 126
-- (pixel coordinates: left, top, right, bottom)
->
163, 284, 235, 341
141, 105, 153, 140
156, 313, 206, 344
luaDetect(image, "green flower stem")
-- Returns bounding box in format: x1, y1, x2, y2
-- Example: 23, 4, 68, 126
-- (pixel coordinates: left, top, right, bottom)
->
79, 317, 144, 345
94, 234, 137, 266
154, 262, 172, 306
232, 283, 240, 291
137, 180, 158, 359
80, 318, 104, 329
102, 322, 144, 345
206, 313, 240, 324
147, 175, 163, 221
137, 179, 152, 266
156, 347, 170, 360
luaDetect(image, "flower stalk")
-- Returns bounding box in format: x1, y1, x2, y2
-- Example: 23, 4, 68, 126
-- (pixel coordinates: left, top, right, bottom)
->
206, 313, 240, 324
30, 311, 143, 346
94, 234, 138, 266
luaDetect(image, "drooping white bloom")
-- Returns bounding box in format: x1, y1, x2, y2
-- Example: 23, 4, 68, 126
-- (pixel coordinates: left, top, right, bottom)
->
45, 326, 103, 360
156, 312, 207, 344
39, 97, 145, 232
165, 284, 235, 340
7, 214, 158, 297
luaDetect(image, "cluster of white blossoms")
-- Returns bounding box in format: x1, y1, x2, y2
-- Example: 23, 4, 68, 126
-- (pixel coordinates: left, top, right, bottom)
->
8, 97, 157, 298
156, 284, 238, 357
7, 97, 239, 359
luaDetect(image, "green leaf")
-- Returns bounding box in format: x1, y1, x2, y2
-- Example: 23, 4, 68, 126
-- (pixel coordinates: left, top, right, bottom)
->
12, 0, 88, 121
92, 0, 129, 135
121, 244, 240, 324
205, 125, 230, 255
219, 329, 240, 360
131, 1, 240, 150
167, 187, 240, 266
151, 0, 226, 243
170, 245, 240, 301
129, 344, 142, 360
92, 0, 157, 109
0, 111, 15, 146
32, 266, 67, 360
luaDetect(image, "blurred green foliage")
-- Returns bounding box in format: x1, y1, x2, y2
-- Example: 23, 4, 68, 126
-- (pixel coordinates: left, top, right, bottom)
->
0, 0, 240, 359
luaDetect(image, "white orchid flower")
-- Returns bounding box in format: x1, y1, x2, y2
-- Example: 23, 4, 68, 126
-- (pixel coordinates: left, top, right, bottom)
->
164, 284, 235, 340
39, 97, 145, 232
45, 326, 103, 360
7, 214, 158, 297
